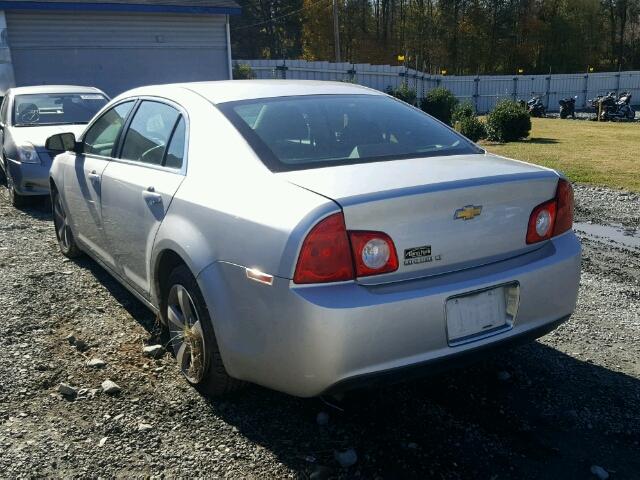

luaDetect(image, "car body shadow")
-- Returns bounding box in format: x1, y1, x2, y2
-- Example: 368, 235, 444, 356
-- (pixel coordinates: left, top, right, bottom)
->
203, 340, 640, 479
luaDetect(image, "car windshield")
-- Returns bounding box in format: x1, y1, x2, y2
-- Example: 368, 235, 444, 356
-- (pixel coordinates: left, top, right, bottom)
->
218, 94, 482, 171
13, 93, 108, 127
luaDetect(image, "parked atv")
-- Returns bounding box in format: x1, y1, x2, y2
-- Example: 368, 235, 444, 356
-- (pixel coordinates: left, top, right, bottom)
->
526, 96, 546, 117
559, 96, 577, 119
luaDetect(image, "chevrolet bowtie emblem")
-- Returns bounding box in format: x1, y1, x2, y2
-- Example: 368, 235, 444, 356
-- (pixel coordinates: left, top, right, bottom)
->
454, 205, 483, 220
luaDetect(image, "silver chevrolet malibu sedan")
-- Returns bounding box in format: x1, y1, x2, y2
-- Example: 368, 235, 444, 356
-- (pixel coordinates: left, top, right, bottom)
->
47, 81, 581, 397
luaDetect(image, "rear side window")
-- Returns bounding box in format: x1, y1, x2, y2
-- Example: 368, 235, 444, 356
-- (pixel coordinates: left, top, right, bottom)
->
120, 101, 180, 166
218, 94, 481, 172
83, 101, 134, 157
164, 117, 186, 169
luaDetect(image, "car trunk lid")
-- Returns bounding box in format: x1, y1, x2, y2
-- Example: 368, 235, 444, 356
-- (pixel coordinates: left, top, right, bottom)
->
280, 153, 560, 284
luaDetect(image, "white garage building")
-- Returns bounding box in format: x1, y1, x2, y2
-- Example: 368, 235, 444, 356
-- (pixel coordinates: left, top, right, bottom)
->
0, 0, 240, 96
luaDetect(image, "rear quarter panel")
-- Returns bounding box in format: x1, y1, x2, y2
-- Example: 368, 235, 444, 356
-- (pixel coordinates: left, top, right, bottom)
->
150, 93, 336, 304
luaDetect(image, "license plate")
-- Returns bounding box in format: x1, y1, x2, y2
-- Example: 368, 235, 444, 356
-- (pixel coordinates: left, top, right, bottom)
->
446, 283, 519, 345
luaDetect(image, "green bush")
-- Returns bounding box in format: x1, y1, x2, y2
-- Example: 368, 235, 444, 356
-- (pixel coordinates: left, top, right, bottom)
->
419, 87, 459, 125
454, 116, 486, 142
386, 83, 418, 105
232, 63, 255, 80
485, 99, 531, 142
451, 101, 475, 124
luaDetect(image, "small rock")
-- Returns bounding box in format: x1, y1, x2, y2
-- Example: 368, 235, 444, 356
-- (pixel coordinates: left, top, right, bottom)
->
86, 358, 106, 369
497, 370, 512, 381
334, 448, 358, 468
138, 423, 153, 432
590, 465, 609, 480
101, 380, 121, 395
57, 383, 78, 398
66, 334, 76, 345
98, 437, 107, 447
143, 345, 164, 359
74, 339, 89, 352
113, 414, 124, 421
316, 412, 329, 426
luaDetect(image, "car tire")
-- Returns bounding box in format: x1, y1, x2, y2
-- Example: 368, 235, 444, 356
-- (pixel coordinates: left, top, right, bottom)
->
6, 173, 27, 208
163, 265, 243, 397
52, 189, 82, 258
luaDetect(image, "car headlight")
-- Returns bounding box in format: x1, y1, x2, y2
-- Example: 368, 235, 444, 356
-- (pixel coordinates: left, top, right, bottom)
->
17, 143, 41, 164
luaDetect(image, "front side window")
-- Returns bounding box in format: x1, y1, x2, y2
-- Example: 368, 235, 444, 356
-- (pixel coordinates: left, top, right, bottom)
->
83, 101, 135, 157
219, 94, 482, 171
13, 93, 108, 127
120, 101, 181, 166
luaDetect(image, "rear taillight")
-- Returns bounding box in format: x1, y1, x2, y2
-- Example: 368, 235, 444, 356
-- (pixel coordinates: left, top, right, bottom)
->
293, 213, 398, 284
349, 231, 399, 277
526, 179, 574, 244
553, 178, 574, 236
293, 213, 354, 284
526, 200, 556, 244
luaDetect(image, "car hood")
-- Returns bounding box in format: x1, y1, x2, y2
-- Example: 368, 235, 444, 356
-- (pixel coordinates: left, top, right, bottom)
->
10, 124, 86, 150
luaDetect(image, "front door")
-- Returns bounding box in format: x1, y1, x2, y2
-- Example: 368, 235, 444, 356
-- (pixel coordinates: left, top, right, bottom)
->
101, 100, 186, 296
63, 100, 135, 266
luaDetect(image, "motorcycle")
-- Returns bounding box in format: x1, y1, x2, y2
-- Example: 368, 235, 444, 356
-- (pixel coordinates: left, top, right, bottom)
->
559, 96, 577, 119
525, 96, 546, 117
590, 91, 635, 121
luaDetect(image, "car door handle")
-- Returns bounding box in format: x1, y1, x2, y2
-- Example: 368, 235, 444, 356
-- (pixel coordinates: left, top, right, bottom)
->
142, 189, 162, 206
88, 172, 100, 183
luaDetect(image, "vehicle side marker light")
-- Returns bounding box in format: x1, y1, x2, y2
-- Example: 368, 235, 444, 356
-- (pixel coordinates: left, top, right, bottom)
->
246, 268, 274, 285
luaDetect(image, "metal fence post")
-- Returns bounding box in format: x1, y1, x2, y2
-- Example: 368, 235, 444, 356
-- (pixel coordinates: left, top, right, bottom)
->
512, 76, 518, 101
275, 60, 288, 79
583, 73, 589, 109
615, 71, 621, 95
545, 75, 551, 109
473, 76, 480, 112
347, 64, 357, 84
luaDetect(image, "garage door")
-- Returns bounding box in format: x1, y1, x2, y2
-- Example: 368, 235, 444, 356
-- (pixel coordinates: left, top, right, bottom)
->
6, 11, 230, 96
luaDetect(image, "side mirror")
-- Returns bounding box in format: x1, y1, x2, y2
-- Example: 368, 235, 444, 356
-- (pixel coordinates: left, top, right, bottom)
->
46, 132, 78, 153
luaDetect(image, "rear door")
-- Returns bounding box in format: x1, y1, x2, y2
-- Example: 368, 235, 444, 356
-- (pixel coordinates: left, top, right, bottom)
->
63, 100, 135, 267
100, 99, 186, 296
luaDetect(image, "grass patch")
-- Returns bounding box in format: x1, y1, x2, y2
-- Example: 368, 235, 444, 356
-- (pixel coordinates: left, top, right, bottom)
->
480, 118, 640, 192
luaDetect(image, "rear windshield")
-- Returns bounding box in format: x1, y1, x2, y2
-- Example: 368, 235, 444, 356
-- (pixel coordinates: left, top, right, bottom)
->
13, 93, 108, 127
218, 94, 482, 171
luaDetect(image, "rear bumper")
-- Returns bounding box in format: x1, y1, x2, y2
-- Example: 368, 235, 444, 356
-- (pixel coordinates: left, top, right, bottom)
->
323, 314, 569, 395
7, 157, 51, 196
197, 232, 581, 397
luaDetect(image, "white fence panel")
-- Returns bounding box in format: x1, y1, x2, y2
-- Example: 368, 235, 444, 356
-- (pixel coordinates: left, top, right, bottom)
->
239, 59, 640, 113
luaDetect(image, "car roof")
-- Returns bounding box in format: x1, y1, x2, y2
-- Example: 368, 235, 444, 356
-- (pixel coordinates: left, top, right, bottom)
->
116, 80, 383, 105
181, 80, 384, 104
8, 85, 106, 96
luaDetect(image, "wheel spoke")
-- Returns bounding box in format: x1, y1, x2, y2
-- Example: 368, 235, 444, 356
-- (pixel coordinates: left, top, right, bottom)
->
177, 287, 195, 324
62, 225, 70, 248
191, 320, 203, 337
176, 342, 189, 370
167, 304, 184, 329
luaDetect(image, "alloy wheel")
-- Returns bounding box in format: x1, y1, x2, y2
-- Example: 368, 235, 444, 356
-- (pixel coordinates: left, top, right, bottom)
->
166, 284, 206, 384
53, 194, 72, 250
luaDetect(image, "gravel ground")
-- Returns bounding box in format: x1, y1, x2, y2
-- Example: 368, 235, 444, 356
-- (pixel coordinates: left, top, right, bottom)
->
0, 183, 639, 479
